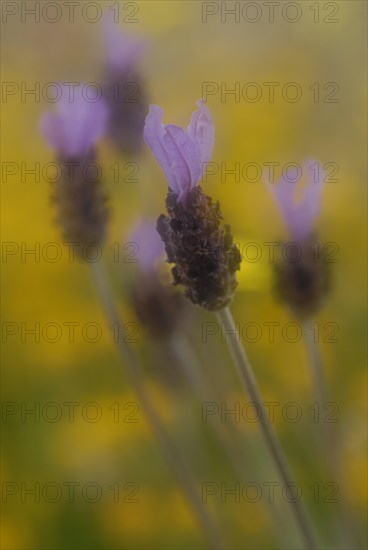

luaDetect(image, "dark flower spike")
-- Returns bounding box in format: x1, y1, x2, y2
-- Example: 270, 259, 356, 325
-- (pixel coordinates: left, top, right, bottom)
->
266, 162, 330, 319
274, 235, 331, 320
144, 101, 241, 311
127, 219, 189, 340
102, 10, 148, 155
40, 85, 108, 256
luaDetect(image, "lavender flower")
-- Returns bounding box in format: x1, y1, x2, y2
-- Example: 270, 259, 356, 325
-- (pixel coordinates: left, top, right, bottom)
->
144, 101, 241, 311
126, 219, 188, 340
40, 85, 108, 254
266, 162, 330, 319
101, 11, 148, 155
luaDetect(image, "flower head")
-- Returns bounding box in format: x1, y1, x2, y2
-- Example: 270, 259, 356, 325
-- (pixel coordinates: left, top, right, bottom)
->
102, 10, 146, 74
144, 100, 215, 202
127, 219, 165, 273
266, 161, 330, 318
126, 219, 189, 340
101, 11, 148, 155
145, 100, 239, 311
267, 161, 326, 242
40, 84, 107, 157
39, 85, 108, 255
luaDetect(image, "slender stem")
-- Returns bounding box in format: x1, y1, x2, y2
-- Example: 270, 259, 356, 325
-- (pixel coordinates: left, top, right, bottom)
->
89, 260, 224, 550
303, 322, 356, 548
168, 336, 205, 394
168, 334, 289, 547
303, 322, 335, 469
169, 334, 263, 478
303, 323, 328, 412
217, 306, 318, 550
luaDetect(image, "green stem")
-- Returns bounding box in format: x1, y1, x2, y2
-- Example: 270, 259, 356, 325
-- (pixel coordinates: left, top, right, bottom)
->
303, 323, 328, 412
303, 321, 356, 548
90, 260, 224, 550
217, 306, 318, 550
168, 334, 289, 546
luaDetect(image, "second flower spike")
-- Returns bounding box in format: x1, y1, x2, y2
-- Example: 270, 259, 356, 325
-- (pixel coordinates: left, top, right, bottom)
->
266, 163, 331, 319
40, 85, 108, 256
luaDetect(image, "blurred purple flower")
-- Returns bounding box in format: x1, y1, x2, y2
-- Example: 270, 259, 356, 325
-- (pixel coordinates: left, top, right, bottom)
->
102, 10, 146, 74
144, 100, 215, 202
267, 160, 326, 242
101, 10, 148, 155
128, 219, 164, 273
40, 84, 107, 157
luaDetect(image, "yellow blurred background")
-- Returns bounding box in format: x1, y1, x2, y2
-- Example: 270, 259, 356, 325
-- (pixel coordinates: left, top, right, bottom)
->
1, 1, 367, 549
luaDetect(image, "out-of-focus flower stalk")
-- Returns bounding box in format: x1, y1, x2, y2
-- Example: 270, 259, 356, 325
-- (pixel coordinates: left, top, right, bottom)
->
265, 164, 332, 477
266, 164, 355, 547
90, 260, 225, 550
168, 333, 293, 547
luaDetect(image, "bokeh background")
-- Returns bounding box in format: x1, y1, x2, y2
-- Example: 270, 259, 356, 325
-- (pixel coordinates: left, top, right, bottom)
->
1, 1, 367, 549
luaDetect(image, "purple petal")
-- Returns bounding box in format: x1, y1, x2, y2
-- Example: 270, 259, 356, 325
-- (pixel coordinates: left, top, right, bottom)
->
295, 160, 326, 239
269, 176, 297, 234
164, 124, 202, 199
267, 160, 326, 241
144, 102, 213, 201
187, 99, 215, 171
40, 85, 107, 157
127, 218, 164, 272
102, 10, 146, 73
144, 105, 179, 194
